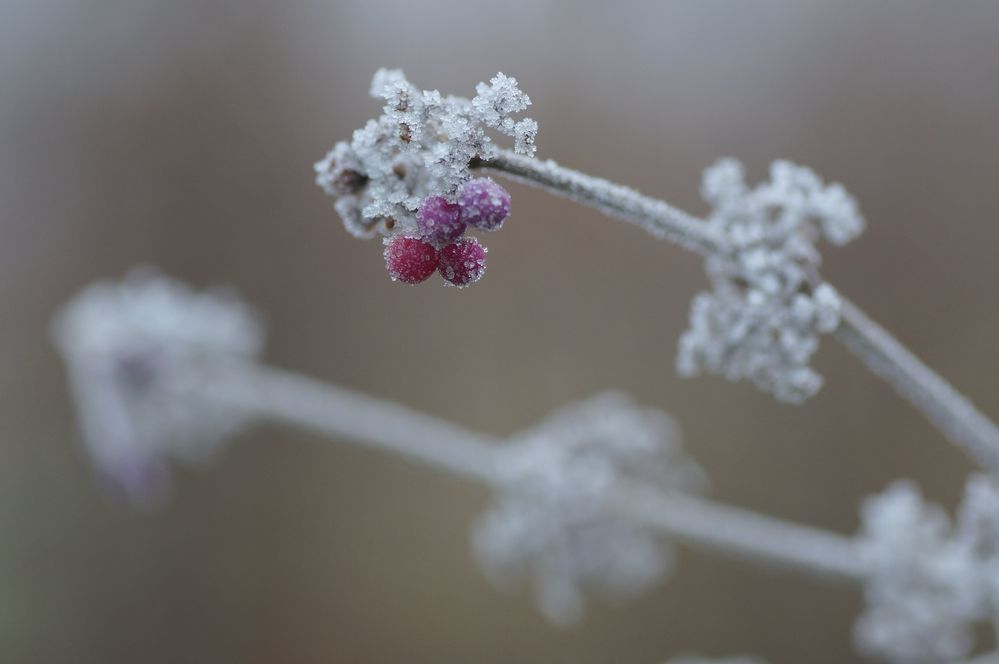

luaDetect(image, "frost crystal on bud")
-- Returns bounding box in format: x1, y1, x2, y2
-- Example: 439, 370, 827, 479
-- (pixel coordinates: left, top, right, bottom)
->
472, 392, 706, 624
677, 159, 864, 403
314, 69, 536, 241
51, 267, 265, 503
854, 478, 999, 663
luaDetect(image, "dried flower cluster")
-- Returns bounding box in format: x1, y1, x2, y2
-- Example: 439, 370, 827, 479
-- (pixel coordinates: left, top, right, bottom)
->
51, 268, 264, 503
315, 69, 535, 286
856, 475, 999, 662
472, 392, 706, 624
677, 159, 864, 403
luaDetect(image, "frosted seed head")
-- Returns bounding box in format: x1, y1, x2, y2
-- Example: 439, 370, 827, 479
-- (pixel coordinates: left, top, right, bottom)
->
853, 479, 991, 663
315, 69, 536, 246
472, 392, 704, 624
679, 160, 863, 402
51, 267, 265, 504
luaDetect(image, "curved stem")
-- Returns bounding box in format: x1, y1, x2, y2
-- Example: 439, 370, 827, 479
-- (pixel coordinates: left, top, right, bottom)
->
478, 149, 999, 471
835, 298, 999, 470
187, 362, 866, 584
476, 151, 725, 255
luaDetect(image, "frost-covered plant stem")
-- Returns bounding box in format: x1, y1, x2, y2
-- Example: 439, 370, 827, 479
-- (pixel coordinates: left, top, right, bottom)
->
183, 360, 865, 583
475, 150, 999, 471
472, 152, 725, 255
834, 299, 999, 470
616, 487, 864, 581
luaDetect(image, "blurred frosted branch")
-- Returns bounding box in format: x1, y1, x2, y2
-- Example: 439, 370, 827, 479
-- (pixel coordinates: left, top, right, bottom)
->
53, 265, 999, 657
616, 486, 863, 581
476, 149, 999, 470
190, 361, 500, 483
184, 360, 866, 587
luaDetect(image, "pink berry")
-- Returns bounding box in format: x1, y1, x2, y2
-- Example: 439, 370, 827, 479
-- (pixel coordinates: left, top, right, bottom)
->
458, 178, 511, 231
384, 236, 440, 284
418, 196, 466, 244
438, 238, 487, 288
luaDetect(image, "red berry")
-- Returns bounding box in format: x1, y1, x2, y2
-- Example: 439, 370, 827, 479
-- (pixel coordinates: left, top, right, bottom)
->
438, 238, 487, 288
418, 196, 466, 244
384, 236, 440, 284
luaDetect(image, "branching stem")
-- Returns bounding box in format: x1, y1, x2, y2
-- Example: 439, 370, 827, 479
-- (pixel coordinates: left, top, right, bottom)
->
477, 150, 999, 471
187, 362, 866, 583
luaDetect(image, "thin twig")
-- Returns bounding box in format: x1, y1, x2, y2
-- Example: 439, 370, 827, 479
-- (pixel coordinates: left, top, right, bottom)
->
475, 151, 725, 255
186, 361, 867, 583
477, 149, 999, 471
835, 298, 999, 470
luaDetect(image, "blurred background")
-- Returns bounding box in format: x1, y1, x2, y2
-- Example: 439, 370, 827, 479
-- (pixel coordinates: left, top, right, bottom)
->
2, 1, 999, 661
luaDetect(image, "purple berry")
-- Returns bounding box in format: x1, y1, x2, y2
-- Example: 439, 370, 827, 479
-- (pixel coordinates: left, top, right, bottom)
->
439, 238, 487, 288
418, 196, 466, 244
458, 178, 511, 231
384, 236, 440, 284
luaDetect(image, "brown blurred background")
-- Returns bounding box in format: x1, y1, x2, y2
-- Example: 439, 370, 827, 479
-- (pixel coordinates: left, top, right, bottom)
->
2, 1, 999, 662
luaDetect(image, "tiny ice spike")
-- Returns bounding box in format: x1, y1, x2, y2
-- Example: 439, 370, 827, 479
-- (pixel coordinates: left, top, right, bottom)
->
854, 476, 999, 663
384, 235, 440, 284
438, 237, 487, 288
50, 267, 265, 503
458, 177, 511, 231
471, 392, 706, 625
314, 69, 534, 285
676, 159, 864, 403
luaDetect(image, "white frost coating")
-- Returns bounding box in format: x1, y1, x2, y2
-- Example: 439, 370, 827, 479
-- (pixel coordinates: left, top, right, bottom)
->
51, 267, 264, 503
676, 159, 864, 403
314, 69, 536, 239
471, 391, 706, 624
855, 477, 999, 663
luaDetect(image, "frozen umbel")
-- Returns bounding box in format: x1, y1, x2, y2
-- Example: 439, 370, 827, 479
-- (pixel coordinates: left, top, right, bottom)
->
53, 70, 999, 663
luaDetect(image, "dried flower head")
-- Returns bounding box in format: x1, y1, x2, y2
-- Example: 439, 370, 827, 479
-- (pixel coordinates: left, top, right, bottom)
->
51, 267, 265, 503
315, 69, 535, 285
472, 392, 705, 624
315, 69, 534, 238
854, 477, 999, 663
677, 159, 864, 403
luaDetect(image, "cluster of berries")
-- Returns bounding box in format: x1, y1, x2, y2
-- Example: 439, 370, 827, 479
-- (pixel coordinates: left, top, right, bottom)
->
384, 177, 511, 288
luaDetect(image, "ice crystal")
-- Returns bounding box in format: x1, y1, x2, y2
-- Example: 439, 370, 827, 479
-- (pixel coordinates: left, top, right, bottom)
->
855, 477, 999, 662
315, 69, 536, 240
51, 267, 264, 503
677, 159, 864, 403
472, 392, 705, 624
